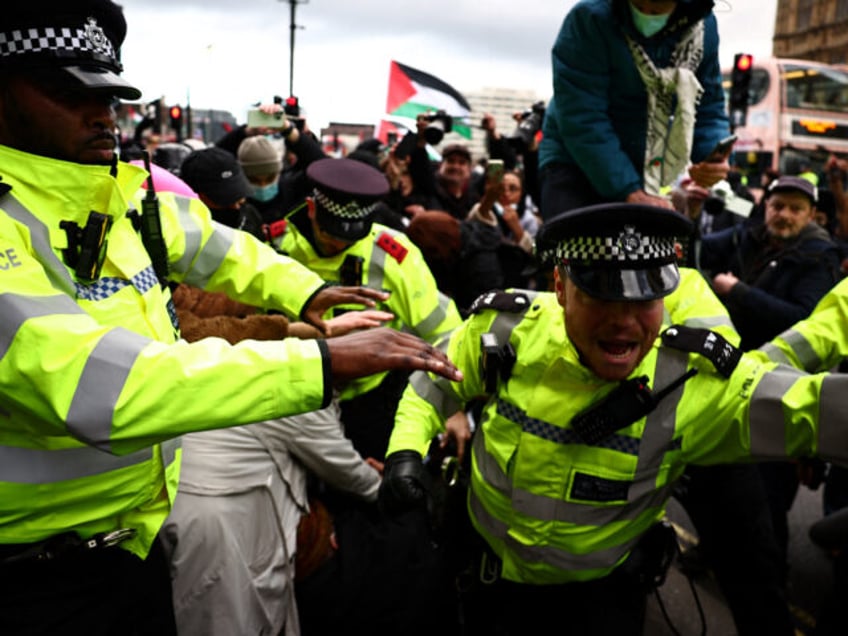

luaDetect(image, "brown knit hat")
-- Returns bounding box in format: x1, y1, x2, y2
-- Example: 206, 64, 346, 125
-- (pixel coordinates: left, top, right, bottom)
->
237, 136, 283, 178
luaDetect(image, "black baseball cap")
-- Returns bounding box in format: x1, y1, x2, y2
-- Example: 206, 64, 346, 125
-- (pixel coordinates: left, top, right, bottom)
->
180, 148, 252, 208
766, 175, 818, 205
538, 203, 693, 301
1, 0, 141, 100
307, 158, 390, 241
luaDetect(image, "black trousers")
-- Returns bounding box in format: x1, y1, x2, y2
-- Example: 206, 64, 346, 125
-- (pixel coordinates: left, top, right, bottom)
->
461, 563, 648, 636
0, 536, 176, 636
539, 162, 607, 221
678, 463, 795, 636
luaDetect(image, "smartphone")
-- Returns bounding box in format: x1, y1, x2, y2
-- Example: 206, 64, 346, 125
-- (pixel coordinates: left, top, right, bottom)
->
706, 134, 738, 162
247, 109, 287, 129
486, 159, 505, 182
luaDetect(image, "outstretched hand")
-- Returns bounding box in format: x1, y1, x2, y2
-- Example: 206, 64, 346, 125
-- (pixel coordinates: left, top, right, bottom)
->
325, 327, 463, 384
324, 309, 395, 337
303, 286, 390, 335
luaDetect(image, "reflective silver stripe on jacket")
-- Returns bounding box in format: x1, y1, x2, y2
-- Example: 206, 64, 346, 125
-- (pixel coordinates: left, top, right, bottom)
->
409, 371, 462, 421
748, 365, 800, 457
65, 328, 150, 452
181, 221, 235, 288
415, 291, 452, 338
368, 238, 386, 290
170, 195, 202, 275
662, 309, 733, 332
759, 329, 822, 372
630, 347, 688, 502
1, 293, 87, 358
0, 436, 181, 484
819, 375, 848, 461
468, 484, 638, 571
1, 193, 76, 296
160, 436, 181, 466
0, 445, 154, 484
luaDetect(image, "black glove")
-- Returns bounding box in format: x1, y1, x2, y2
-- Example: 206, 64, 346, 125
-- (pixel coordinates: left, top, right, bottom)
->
379, 450, 429, 514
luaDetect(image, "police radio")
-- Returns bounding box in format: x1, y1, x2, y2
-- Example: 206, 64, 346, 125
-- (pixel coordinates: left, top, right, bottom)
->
571, 368, 698, 445
140, 151, 169, 286
340, 254, 364, 287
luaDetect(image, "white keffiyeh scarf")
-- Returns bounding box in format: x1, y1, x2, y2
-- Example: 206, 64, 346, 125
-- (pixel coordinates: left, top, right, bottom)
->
626, 20, 705, 195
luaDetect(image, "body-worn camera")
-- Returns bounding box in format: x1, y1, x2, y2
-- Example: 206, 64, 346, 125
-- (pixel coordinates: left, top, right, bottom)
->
505, 101, 546, 151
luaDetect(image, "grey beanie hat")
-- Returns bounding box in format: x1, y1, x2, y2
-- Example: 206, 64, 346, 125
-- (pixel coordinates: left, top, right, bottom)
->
237, 136, 283, 178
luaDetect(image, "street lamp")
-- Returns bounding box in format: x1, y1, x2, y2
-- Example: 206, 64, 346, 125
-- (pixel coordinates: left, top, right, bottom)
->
279, 0, 309, 97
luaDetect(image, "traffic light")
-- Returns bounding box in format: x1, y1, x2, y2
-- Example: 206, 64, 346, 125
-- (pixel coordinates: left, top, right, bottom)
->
729, 53, 753, 129
169, 105, 183, 141
284, 96, 300, 117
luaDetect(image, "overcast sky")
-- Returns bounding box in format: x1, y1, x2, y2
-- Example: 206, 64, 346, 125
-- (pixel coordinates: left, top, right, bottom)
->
116, 0, 778, 132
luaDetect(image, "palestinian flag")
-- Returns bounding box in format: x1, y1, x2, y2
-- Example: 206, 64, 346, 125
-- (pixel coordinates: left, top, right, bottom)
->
384, 60, 472, 139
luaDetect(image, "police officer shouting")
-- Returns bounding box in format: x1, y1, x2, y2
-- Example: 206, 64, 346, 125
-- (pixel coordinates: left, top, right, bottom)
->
380, 202, 848, 634
0, 1, 460, 633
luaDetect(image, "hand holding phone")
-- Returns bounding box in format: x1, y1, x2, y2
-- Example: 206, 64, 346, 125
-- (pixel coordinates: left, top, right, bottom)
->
247, 108, 287, 130
706, 134, 737, 163
486, 159, 505, 183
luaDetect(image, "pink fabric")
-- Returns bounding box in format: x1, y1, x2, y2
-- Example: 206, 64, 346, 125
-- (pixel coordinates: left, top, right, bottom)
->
129, 160, 198, 198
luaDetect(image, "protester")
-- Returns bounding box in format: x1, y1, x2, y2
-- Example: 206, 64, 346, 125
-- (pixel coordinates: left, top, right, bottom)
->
539, 0, 730, 217
180, 146, 267, 240
0, 2, 460, 633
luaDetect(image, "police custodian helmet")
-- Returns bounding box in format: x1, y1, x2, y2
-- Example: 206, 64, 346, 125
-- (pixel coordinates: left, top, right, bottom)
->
0, 0, 141, 101
537, 203, 693, 301
307, 158, 390, 242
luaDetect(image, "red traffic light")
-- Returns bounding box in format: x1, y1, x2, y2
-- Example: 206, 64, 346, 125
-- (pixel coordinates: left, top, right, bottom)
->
285, 96, 298, 107
735, 54, 753, 72
169, 105, 182, 120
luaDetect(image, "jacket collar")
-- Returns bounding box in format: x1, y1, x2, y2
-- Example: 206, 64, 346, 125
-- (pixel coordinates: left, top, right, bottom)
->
0, 144, 148, 221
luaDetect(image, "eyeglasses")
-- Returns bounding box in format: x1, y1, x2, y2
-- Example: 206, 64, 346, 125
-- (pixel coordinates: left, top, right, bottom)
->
504, 184, 522, 192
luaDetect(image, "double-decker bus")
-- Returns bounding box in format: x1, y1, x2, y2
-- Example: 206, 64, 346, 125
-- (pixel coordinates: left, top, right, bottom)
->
723, 57, 848, 184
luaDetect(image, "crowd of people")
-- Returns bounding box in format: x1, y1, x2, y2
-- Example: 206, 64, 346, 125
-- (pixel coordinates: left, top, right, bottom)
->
5, 0, 848, 635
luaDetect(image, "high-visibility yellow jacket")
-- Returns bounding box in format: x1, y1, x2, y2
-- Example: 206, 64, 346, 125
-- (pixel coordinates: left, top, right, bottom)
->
0, 145, 334, 557
758, 276, 848, 374
387, 268, 848, 584
275, 214, 461, 398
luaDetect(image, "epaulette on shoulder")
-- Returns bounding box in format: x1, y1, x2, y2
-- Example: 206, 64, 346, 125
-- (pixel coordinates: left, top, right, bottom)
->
469, 290, 533, 315
661, 325, 742, 378
376, 231, 408, 264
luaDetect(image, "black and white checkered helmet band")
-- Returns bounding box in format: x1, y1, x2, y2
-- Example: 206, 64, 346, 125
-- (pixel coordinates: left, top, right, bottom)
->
314, 188, 377, 220
0, 18, 119, 69
555, 226, 677, 264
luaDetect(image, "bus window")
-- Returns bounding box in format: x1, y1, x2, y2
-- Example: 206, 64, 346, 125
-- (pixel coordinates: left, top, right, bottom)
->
782, 64, 848, 113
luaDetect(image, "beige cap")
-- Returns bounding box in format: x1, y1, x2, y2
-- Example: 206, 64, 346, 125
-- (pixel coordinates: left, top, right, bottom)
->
237, 136, 283, 177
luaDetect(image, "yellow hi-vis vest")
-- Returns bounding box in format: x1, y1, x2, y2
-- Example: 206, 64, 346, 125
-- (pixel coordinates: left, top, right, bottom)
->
0, 145, 332, 558
758, 276, 848, 374
388, 268, 848, 584
276, 218, 461, 398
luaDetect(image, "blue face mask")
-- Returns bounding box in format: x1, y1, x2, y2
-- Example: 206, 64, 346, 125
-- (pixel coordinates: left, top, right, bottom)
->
629, 3, 672, 38
252, 182, 279, 202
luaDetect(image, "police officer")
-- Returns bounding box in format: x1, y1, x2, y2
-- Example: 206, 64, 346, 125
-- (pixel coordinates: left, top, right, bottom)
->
0, 1, 460, 633
379, 202, 848, 635
274, 157, 463, 460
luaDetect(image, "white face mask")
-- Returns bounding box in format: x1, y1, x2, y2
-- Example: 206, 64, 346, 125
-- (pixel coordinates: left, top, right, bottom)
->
629, 2, 672, 37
